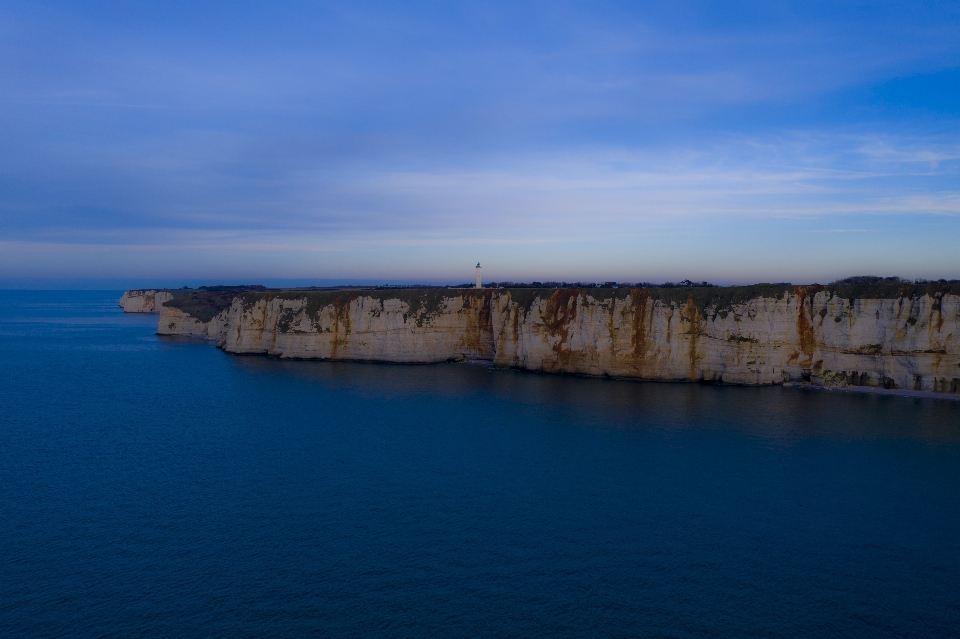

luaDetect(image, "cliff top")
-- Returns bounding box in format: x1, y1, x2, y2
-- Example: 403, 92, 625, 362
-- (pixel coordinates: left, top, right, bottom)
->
152, 281, 960, 323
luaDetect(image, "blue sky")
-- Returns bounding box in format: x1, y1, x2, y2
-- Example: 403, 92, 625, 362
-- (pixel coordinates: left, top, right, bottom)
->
1, 1, 959, 286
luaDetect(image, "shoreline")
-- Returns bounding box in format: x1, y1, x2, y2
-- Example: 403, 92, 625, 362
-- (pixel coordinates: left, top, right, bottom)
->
784, 381, 960, 402
157, 332, 960, 402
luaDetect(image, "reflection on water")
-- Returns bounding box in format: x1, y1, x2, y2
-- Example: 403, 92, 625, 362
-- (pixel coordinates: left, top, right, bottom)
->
233, 355, 960, 445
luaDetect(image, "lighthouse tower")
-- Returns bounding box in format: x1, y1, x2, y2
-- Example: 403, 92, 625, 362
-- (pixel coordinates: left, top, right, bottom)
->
475, 263, 482, 289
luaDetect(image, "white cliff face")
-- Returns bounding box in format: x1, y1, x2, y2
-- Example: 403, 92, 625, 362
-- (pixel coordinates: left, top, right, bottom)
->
492, 289, 960, 393
119, 290, 173, 313
221, 292, 495, 362
157, 307, 229, 341
157, 290, 495, 363
147, 287, 960, 394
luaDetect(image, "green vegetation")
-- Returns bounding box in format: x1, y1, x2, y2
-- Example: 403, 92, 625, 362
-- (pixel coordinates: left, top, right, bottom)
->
497, 280, 960, 319
159, 280, 960, 323
644, 283, 795, 309
240, 287, 483, 327
826, 281, 960, 302
162, 286, 263, 322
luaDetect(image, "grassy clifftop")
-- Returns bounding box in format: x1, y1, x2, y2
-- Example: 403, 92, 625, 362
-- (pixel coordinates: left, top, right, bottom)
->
159, 282, 960, 322
505, 281, 960, 314
163, 286, 265, 322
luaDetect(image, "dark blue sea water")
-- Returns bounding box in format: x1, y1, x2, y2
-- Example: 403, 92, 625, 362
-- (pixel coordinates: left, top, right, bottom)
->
2, 290, 960, 638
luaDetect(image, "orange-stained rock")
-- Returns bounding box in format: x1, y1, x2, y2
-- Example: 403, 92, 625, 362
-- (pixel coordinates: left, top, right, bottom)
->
145, 287, 960, 394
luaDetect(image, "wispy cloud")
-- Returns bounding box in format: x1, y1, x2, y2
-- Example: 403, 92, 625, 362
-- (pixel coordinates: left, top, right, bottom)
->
1, 1, 959, 281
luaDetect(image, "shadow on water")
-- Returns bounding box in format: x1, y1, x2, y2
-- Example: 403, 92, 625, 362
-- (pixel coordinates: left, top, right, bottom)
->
230, 355, 960, 446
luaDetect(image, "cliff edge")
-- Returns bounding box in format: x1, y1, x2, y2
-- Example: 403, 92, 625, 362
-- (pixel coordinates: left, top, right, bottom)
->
124, 284, 960, 395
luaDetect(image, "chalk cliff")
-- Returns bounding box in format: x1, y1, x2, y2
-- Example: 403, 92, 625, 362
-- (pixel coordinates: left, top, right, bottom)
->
119, 289, 174, 313
137, 285, 960, 395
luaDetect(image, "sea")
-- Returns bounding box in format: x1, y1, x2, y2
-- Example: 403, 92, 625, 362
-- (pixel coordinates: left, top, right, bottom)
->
1, 290, 959, 638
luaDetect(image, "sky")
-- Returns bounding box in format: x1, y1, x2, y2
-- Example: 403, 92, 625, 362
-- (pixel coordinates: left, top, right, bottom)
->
1, 1, 959, 287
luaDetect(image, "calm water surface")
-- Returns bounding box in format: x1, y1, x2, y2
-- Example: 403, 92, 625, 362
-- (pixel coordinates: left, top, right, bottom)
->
1, 290, 959, 638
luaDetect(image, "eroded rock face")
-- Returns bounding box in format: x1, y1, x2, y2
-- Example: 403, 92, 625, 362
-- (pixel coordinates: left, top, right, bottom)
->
159, 290, 496, 363
119, 290, 173, 313
492, 289, 960, 393
157, 306, 228, 341
148, 287, 960, 394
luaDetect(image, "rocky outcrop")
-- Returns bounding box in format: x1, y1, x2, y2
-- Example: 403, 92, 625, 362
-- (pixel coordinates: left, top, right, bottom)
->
160, 289, 496, 362
157, 306, 231, 341
142, 285, 960, 395
491, 288, 960, 393
119, 289, 173, 313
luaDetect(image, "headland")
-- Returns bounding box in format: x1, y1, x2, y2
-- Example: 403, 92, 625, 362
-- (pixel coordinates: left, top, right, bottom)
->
120, 281, 960, 397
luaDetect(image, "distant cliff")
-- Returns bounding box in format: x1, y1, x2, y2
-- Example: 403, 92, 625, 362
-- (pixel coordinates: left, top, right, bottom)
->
126, 284, 960, 395
119, 289, 173, 312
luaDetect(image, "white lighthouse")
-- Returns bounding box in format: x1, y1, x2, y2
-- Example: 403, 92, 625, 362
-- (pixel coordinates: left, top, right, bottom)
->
475, 263, 482, 289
